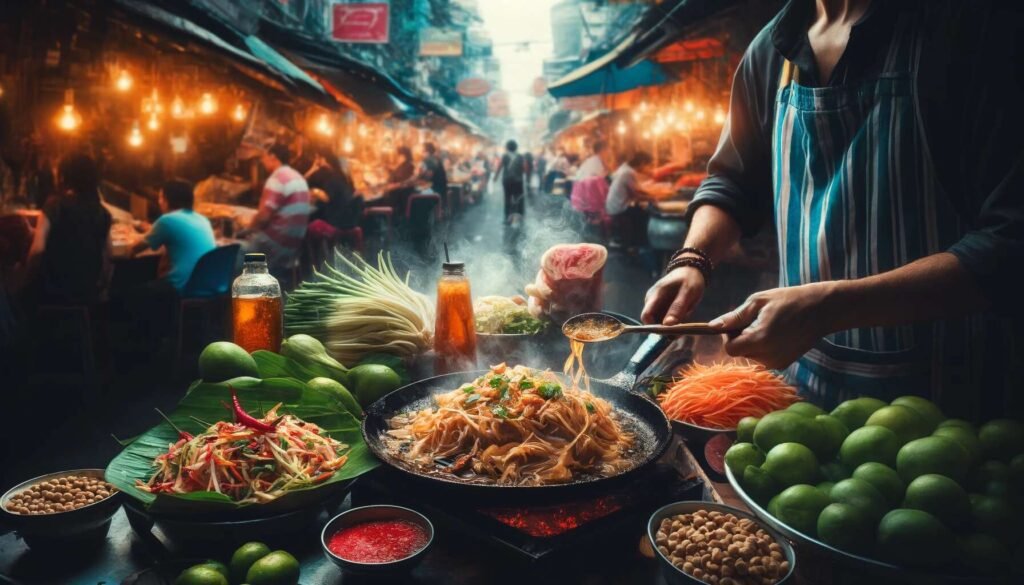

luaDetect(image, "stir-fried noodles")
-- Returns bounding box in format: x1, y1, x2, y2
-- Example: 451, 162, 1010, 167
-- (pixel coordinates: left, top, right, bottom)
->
383, 363, 635, 485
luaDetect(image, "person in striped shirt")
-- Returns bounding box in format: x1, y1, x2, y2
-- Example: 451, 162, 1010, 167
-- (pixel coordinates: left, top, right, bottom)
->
239, 143, 311, 278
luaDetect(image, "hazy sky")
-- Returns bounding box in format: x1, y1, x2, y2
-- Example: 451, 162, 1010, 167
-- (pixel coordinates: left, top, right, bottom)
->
476, 0, 556, 130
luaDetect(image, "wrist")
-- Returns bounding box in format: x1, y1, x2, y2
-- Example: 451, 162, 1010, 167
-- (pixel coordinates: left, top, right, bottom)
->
814, 280, 849, 335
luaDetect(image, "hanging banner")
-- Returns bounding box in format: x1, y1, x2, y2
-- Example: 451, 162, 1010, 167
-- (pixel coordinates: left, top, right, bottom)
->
419, 28, 463, 57
654, 38, 725, 63
531, 77, 547, 98
487, 91, 510, 117
456, 77, 492, 98
331, 2, 390, 44
560, 96, 603, 111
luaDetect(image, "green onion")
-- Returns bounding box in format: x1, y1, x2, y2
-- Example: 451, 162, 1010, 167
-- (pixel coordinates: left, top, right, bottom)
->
537, 383, 563, 400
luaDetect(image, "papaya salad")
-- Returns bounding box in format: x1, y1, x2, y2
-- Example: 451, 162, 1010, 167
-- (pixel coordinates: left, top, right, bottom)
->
137, 390, 349, 504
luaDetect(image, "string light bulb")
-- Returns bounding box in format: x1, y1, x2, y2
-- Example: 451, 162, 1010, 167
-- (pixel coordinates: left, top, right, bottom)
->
232, 103, 247, 122
127, 121, 143, 147
115, 69, 133, 92
55, 90, 81, 132
342, 136, 354, 154
171, 95, 185, 119
146, 112, 160, 131
199, 92, 217, 116
684, 100, 695, 113
642, 130, 651, 140
315, 113, 334, 136
357, 123, 368, 138
695, 109, 706, 121
713, 109, 726, 125
616, 120, 626, 135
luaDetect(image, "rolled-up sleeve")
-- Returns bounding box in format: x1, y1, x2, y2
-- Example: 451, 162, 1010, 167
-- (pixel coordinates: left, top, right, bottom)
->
686, 45, 775, 236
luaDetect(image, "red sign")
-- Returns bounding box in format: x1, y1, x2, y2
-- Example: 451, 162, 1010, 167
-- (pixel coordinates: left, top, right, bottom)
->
332, 2, 390, 44
456, 77, 492, 98
654, 38, 724, 63
561, 96, 602, 111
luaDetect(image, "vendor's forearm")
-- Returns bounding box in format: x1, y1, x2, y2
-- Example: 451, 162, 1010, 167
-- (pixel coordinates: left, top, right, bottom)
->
822, 252, 989, 333
682, 204, 743, 263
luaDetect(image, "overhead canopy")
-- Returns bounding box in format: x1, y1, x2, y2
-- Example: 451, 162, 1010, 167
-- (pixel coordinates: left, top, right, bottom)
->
108, 0, 336, 107
547, 32, 670, 98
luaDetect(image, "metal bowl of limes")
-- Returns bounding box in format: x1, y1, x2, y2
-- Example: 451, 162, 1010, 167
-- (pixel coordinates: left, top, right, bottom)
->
725, 465, 996, 584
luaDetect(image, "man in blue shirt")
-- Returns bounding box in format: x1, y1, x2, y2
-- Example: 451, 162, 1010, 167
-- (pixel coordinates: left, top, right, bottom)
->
132, 180, 215, 290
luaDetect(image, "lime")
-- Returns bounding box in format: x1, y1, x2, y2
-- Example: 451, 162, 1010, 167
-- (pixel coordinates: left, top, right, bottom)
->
767, 493, 782, 517
829, 478, 888, 523
865, 405, 930, 446
307, 377, 363, 417
978, 419, 1024, 463
818, 502, 875, 554
773, 484, 830, 536
816, 481, 836, 498
970, 494, 1016, 542
230, 542, 271, 584
820, 461, 851, 483
742, 464, 779, 504
753, 411, 825, 453
198, 341, 259, 383
932, 426, 981, 466
891, 396, 945, 433
175, 565, 228, 585
246, 550, 300, 585
896, 436, 970, 484
737, 416, 760, 443
814, 414, 849, 461
877, 509, 955, 568
725, 442, 765, 479
937, 418, 975, 432
831, 397, 887, 431
903, 474, 970, 529
200, 561, 229, 580
971, 460, 1010, 492
852, 462, 905, 508
840, 425, 901, 469
346, 364, 403, 406
763, 443, 819, 487
958, 533, 1010, 576
786, 402, 826, 418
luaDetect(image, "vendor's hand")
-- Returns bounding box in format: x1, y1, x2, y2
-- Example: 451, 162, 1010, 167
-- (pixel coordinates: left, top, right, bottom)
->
642, 266, 706, 325
708, 282, 836, 370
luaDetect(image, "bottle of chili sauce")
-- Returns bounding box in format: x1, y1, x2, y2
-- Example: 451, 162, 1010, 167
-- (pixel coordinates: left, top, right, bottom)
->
434, 261, 477, 374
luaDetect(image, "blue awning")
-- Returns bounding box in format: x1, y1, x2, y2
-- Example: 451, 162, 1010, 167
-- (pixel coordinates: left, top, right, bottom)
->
243, 35, 327, 97
547, 32, 669, 98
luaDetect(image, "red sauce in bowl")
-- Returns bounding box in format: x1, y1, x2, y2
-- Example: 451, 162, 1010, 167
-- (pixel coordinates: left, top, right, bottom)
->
328, 519, 429, 563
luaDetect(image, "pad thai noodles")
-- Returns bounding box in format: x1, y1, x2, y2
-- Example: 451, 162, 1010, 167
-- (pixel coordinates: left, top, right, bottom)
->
138, 400, 349, 504
383, 363, 636, 485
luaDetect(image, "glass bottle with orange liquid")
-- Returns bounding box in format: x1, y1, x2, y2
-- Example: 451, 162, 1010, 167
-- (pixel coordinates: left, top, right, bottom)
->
434, 261, 477, 373
232, 253, 282, 353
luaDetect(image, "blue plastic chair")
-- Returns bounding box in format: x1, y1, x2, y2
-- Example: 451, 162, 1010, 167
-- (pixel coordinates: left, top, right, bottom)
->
174, 244, 240, 366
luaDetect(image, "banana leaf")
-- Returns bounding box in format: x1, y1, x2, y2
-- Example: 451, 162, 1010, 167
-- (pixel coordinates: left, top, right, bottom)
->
105, 376, 379, 517
252, 350, 321, 383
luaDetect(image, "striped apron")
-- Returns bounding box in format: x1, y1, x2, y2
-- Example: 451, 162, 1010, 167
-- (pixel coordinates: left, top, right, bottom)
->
772, 15, 979, 410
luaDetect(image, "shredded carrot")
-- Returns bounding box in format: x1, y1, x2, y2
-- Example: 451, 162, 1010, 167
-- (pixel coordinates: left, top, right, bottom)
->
657, 362, 800, 429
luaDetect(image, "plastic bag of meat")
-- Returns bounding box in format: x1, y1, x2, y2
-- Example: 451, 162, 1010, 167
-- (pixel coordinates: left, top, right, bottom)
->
525, 243, 607, 321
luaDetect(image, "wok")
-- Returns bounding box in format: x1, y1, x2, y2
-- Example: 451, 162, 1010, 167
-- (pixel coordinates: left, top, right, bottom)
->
361, 334, 673, 503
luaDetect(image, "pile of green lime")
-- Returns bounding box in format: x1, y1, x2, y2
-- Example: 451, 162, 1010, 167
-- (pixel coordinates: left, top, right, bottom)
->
725, 395, 1023, 576
175, 541, 299, 585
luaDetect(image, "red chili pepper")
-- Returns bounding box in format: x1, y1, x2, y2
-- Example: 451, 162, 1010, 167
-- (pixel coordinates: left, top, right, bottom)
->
229, 387, 278, 433
179, 431, 194, 441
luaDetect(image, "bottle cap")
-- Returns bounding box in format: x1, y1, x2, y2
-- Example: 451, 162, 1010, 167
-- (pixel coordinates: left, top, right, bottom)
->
442, 261, 464, 271
244, 253, 267, 263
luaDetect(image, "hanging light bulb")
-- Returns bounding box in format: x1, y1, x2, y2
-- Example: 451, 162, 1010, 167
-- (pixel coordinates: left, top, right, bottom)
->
642, 130, 651, 140
55, 89, 81, 132
616, 120, 626, 135
666, 110, 676, 124
713, 108, 726, 125
115, 69, 133, 92
684, 100, 695, 113
199, 92, 217, 116
232, 103, 247, 122
342, 136, 354, 154
631, 111, 641, 123
146, 112, 160, 131
171, 95, 185, 119
315, 113, 334, 136
695, 109, 706, 121
357, 123, 368, 138
127, 121, 143, 147
640, 101, 649, 112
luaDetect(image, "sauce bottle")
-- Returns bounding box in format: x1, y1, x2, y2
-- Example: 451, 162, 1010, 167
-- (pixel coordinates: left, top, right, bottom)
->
232, 252, 283, 353
434, 261, 477, 373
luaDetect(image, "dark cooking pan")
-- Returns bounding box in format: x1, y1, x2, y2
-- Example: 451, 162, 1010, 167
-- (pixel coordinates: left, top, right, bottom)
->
361, 334, 673, 503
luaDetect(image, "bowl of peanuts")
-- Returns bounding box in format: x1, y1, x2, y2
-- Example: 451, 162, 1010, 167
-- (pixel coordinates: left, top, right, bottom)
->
648, 501, 796, 585
1, 469, 121, 549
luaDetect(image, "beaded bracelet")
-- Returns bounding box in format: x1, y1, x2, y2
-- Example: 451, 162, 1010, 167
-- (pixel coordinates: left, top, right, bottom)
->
670, 246, 715, 272
665, 257, 712, 282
